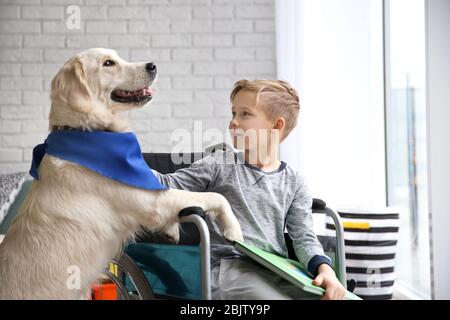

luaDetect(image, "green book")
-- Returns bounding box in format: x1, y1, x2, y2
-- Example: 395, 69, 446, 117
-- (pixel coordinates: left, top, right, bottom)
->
234, 241, 362, 300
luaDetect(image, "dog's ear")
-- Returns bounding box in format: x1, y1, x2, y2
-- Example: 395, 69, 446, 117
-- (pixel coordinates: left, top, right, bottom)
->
51, 57, 92, 113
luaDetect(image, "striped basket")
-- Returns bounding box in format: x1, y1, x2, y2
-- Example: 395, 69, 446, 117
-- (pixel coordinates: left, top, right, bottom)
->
326, 208, 399, 300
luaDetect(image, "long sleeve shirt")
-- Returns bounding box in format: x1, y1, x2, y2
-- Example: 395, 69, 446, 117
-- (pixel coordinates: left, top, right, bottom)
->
152, 150, 331, 276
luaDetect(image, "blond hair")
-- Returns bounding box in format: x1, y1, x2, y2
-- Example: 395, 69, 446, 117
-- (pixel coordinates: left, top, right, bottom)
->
230, 79, 300, 139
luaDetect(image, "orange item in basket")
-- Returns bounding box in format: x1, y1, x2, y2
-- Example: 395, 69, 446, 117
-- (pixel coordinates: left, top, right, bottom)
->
91, 282, 117, 300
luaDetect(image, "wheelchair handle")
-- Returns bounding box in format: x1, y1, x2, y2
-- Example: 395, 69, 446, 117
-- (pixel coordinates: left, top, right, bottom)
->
312, 198, 327, 210
179, 207, 212, 300
179, 206, 206, 218
313, 204, 347, 288
324, 207, 347, 288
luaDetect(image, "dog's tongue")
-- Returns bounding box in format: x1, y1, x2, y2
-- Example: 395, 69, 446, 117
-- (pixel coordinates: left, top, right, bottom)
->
115, 87, 152, 97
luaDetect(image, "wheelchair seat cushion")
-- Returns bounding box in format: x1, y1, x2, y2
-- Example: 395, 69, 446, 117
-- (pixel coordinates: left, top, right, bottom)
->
125, 243, 202, 300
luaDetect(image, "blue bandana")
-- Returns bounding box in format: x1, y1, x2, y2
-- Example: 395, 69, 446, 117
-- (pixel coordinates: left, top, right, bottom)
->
30, 130, 168, 191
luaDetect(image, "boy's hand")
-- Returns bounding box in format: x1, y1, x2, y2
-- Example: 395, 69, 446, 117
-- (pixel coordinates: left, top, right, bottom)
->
312, 264, 346, 300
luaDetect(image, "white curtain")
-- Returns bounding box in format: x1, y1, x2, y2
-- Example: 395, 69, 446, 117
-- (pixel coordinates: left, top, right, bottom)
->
275, 0, 386, 209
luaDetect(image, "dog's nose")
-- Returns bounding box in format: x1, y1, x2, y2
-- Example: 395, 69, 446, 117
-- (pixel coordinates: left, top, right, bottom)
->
146, 62, 157, 73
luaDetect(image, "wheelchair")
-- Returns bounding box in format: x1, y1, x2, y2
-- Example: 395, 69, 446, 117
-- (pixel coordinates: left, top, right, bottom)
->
106, 147, 349, 300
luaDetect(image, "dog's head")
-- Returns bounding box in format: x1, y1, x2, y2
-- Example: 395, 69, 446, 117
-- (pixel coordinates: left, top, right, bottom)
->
49, 48, 157, 131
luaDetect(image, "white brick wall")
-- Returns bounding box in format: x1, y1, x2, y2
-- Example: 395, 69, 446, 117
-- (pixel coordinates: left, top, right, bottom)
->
0, 0, 276, 174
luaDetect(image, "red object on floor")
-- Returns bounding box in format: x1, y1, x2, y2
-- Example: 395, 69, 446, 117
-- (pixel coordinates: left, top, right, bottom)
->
91, 282, 117, 300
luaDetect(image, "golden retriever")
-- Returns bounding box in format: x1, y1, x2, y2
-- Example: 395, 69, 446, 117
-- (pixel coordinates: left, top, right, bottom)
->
0, 48, 243, 299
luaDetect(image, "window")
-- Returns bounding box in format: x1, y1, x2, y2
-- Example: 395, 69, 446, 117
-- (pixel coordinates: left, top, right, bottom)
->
277, 0, 431, 299
384, 0, 430, 298
277, 0, 386, 209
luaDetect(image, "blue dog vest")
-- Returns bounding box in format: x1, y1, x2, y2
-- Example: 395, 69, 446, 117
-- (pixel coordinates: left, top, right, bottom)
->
29, 130, 168, 191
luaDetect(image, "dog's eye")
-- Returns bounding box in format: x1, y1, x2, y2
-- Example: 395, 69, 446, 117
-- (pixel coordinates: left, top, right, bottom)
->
103, 60, 116, 67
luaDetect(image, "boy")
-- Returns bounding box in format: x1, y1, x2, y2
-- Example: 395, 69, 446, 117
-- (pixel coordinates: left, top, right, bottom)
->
152, 80, 346, 300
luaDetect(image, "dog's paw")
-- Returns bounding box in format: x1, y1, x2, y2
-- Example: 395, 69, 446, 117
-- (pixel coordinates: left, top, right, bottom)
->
222, 220, 244, 242
213, 195, 244, 242
163, 223, 180, 243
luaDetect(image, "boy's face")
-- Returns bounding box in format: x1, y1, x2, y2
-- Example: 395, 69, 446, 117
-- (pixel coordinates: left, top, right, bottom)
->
229, 89, 280, 152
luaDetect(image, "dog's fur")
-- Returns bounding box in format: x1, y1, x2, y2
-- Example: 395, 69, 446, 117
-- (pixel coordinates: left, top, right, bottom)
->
0, 48, 243, 299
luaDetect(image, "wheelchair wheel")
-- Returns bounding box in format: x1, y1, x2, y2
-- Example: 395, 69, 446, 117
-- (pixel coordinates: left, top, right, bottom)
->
104, 253, 155, 300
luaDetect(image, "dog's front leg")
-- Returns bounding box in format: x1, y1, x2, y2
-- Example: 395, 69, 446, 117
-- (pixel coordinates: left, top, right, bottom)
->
155, 189, 244, 242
